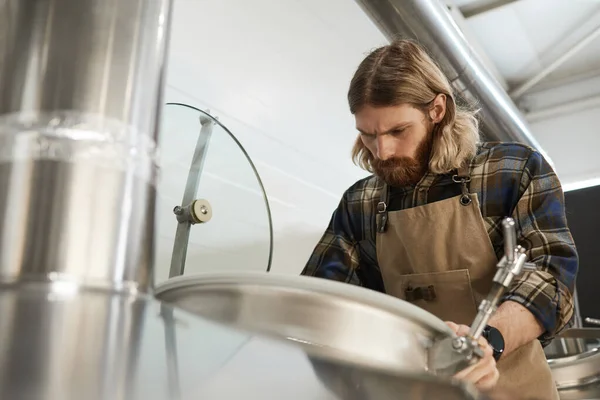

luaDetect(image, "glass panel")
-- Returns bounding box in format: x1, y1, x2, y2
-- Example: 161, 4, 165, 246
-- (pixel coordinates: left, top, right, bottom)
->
154, 103, 273, 284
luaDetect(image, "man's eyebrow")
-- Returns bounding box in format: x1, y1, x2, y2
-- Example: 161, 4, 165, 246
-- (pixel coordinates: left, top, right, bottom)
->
356, 122, 412, 135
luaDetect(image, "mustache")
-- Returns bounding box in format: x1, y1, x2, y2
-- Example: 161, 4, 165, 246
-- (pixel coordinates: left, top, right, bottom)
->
372, 157, 420, 170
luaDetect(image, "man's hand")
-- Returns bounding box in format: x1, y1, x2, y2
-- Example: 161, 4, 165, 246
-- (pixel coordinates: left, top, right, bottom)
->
445, 321, 499, 391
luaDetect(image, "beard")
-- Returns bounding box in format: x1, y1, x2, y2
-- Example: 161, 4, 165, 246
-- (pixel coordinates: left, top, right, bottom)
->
372, 133, 433, 187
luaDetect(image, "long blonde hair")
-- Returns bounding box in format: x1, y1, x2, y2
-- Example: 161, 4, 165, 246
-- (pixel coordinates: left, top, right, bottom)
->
348, 39, 480, 174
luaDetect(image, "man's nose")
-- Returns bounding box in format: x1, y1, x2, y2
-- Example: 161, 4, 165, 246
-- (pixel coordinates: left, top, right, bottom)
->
376, 136, 395, 160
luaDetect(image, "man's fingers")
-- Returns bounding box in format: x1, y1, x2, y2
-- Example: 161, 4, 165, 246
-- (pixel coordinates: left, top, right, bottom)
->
453, 361, 478, 380
481, 340, 494, 356
456, 324, 470, 337
445, 321, 459, 332
444, 321, 471, 336
445, 320, 499, 391
455, 355, 496, 383
476, 368, 500, 391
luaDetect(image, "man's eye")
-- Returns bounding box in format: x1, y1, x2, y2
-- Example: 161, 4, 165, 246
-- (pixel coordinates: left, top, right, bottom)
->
360, 132, 375, 140
392, 128, 405, 136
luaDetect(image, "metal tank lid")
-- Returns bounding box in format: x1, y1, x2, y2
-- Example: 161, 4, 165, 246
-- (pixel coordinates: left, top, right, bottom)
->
0, 283, 483, 400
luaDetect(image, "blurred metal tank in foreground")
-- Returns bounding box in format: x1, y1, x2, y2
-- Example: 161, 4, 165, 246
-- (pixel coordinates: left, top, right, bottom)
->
0, 0, 172, 398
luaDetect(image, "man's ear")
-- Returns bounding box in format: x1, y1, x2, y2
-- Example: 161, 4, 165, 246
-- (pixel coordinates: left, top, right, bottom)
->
429, 93, 447, 123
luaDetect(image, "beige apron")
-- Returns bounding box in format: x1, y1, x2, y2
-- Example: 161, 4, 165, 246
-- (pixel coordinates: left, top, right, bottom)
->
375, 165, 558, 400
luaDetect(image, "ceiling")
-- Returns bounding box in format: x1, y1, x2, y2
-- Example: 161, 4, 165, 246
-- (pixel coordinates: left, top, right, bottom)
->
444, 0, 600, 190
447, 0, 600, 99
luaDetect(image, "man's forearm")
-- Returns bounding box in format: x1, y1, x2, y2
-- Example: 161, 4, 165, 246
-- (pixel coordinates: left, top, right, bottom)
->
488, 300, 544, 357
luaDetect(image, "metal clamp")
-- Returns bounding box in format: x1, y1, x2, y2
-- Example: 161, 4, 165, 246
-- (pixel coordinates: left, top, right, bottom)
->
430, 217, 537, 376
173, 199, 212, 225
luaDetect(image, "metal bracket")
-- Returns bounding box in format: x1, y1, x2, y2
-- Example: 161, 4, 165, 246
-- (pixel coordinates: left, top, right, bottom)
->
429, 335, 484, 376
168, 110, 216, 279
173, 199, 212, 225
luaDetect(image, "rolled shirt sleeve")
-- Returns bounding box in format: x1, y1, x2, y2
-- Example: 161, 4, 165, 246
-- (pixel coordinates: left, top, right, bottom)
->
301, 192, 362, 286
504, 149, 579, 345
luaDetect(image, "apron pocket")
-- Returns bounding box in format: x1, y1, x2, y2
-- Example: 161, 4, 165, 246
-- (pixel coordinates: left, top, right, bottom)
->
393, 269, 478, 325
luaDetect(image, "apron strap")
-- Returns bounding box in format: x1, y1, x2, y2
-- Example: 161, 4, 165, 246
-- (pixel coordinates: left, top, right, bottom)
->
452, 161, 473, 206
377, 183, 389, 233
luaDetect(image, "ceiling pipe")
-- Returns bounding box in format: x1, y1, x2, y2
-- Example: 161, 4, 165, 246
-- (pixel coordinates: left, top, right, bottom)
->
526, 95, 600, 123
459, 0, 520, 19
354, 0, 552, 164
510, 22, 600, 99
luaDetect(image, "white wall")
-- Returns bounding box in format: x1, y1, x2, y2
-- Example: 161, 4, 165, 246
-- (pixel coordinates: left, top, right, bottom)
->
155, 0, 384, 281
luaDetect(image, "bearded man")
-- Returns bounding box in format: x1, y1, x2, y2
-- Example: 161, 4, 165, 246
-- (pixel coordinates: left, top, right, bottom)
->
301, 39, 578, 399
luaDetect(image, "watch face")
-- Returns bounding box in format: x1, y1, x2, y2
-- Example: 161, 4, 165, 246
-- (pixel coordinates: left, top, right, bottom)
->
485, 326, 505, 360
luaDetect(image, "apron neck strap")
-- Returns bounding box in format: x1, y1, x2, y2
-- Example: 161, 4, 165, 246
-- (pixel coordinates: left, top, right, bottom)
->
377, 182, 389, 233
455, 161, 471, 180
452, 161, 473, 206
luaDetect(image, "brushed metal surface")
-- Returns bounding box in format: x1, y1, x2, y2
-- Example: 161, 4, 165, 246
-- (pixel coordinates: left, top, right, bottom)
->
0, 0, 172, 292
548, 347, 600, 391
0, 0, 171, 129
556, 382, 600, 400
558, 328, 600, 340
155, 272, 454, 375
0, 283, 484, 400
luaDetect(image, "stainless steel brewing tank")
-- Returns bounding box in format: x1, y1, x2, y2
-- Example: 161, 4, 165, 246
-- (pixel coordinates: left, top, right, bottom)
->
545, 332, 600, 399
154, 272, 455, 375
0, 282, 484, 400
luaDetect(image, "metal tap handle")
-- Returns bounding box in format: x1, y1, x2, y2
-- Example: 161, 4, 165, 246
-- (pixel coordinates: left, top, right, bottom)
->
585, 317, 600, 326
469, 218, 535, 339
502, 218, 517, 263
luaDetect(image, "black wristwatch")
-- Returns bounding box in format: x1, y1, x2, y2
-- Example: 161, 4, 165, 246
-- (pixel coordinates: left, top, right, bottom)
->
482, 325, 504, 361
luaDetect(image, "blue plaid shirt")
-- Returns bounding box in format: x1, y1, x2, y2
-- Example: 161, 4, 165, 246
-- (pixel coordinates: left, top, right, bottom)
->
302, 142, 578, 345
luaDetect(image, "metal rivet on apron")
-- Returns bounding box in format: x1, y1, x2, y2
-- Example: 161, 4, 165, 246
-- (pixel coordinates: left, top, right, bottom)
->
460, 195, 472, 206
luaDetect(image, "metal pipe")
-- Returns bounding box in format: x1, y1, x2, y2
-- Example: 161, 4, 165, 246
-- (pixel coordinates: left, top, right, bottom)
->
526, 95, 600, 123
447, 5, 508, 91
0, 0, 173, 293
511, 23, 600, 99
354, 0, 549, 160
573, 288, 583, 328
586, 317, 600, 326
459, 0, 520, 19
502, 218, 516, 263
524, 68, 600, 95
